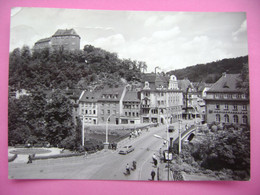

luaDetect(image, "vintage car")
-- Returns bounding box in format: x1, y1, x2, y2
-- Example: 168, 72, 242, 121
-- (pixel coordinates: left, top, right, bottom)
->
118, 145, 135, 155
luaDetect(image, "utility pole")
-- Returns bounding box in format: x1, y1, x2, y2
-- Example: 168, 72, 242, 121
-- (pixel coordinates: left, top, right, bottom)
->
82, 116, 85, 147
178, 120, 182, 154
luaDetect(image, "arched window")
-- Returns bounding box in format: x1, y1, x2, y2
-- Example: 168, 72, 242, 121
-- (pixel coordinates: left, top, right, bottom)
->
224, 114, 229, 123
242, 115, 248, 124
216, 114, 221, 122
233, 115, 239, 124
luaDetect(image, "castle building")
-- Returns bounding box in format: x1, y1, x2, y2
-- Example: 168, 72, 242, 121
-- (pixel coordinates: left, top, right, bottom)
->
33, 29, 80, 51
204, 73, 250, 126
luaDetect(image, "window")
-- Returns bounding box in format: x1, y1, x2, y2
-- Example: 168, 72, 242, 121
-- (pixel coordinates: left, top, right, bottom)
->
216, 104, 220, 110
93, 110, 96, 115
89, 110, 92, 114
216, 114, 221, 122
136, 112, 139, 117
224, 114, 229, 123
129, 112, 131, 116
242, 105, 247, 111
242, 115, 248, 124
125, 112, 127, 116
233, 115, 239, 123
107, 110, 110, 114
233, 105, 238, 111
133, 112, 135, 117
85, 110, 88, 114
224, 104, 229, 110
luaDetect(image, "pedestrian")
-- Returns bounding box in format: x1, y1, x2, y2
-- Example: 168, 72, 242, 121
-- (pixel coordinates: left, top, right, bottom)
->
152, 153, 156, 161
154, 158, 158, 167
159, 148, 162, 157
151, 170, 156, 180
27, 154, 32, 164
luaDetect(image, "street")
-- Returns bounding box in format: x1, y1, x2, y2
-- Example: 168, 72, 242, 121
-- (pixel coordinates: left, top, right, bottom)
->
9, 121, 192, 180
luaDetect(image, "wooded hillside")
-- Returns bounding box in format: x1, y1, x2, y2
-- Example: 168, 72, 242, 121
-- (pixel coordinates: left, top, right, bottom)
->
167, 56, 248, 83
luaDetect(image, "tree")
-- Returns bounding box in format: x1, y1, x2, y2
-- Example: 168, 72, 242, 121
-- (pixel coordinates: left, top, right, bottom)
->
44, 90, 76, 146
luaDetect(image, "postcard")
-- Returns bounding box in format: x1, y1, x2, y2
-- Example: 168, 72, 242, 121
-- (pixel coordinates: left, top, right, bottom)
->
8, 8, 249, 181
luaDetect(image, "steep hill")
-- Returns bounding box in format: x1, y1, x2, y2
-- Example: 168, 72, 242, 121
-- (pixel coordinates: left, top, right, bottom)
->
8, 45, 145, 91
167, 56, 248, 83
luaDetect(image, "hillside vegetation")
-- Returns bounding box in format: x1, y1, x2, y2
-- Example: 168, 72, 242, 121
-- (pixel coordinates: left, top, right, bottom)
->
9, 45, 145, 91
167, 56, 248, 83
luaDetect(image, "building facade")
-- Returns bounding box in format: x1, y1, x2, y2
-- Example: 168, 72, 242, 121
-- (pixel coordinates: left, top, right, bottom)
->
121, 90, 141, 124
33, 29, 80, 51
205, 73, 250, 126
140, 74, 183, 124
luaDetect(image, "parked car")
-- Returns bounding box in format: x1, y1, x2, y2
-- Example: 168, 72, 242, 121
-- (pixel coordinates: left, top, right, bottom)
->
118, 145, 134, 155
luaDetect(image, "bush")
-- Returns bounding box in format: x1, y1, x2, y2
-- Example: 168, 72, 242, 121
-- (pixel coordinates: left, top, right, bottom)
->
8, 154, 18, 162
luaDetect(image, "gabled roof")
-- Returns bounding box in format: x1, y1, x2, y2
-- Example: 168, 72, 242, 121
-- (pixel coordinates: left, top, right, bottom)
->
52, 29, 80, 38
123, 91, 140, 102
207, 74, 243, 93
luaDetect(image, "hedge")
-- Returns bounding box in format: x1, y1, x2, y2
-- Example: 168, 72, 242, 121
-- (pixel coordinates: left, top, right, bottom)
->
31, 152, 84, 160
8, 154, 18, 162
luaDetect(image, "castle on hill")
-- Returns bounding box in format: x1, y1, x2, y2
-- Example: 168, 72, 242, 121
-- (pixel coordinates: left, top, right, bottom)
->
33, 29, 81, 51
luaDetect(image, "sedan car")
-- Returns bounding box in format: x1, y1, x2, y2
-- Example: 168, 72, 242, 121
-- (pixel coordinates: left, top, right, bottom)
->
118, 145, 134, 155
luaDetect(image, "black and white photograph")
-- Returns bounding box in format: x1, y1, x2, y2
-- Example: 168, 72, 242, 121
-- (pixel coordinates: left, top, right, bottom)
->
8, 7, 250, 181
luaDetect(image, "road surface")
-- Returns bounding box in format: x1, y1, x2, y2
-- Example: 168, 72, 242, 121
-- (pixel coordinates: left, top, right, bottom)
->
9, 121, 194, 180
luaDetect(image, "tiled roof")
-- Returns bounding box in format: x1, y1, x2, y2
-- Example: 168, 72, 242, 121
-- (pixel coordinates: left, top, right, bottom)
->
141, 73, 169, 90
35, 37, 51, 44
123, 91, 140, 102
98, 87, 125, 102
79, 91, 100, 102
207, 74, 243, 93
52, 29, 80, 38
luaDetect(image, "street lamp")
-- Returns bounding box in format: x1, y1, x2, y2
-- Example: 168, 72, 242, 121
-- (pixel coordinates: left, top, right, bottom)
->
104, 113, 116, 149
153, 134, 171, 181
81, 115, 85, 147
160, 114, 169, 149
178, 119, 182, 154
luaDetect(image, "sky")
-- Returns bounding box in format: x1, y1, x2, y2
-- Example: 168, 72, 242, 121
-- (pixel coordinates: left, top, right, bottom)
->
10, 7, 248, 72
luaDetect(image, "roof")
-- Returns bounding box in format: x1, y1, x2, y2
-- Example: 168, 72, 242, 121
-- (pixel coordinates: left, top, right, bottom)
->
177, 79, 192, 92
98, 87, 125, 102
141, 73, 169, 90
35, 37, 51, 44
123, 91, 140, 102
79, 91, 101, 103
52, 29, 80, 38
207, 74, 243, 93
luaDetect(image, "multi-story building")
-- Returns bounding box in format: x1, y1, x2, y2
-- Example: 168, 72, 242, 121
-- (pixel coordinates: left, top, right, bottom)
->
140, 74, 183, 124
33, 29, 80, 51
78, 87, 127, 125
205, 73, 250, 126
97, 87, 126, 125
121, 90, 141, 124
178, 79, 199, 120
78, 90, 99, 125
